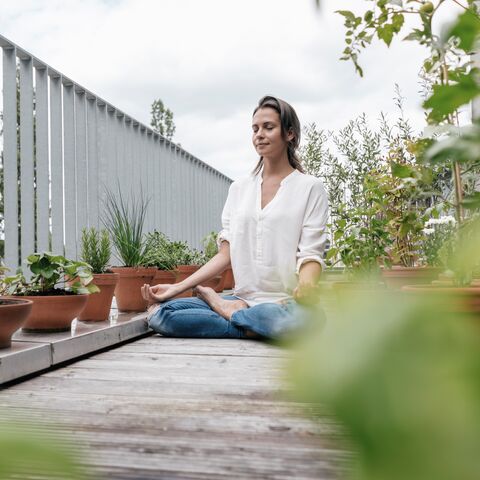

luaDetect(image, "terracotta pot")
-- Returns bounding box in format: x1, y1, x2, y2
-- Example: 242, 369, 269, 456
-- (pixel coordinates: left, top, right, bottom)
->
222, 267, 234, 290
402, 284, 480, 316
111, 267, 158, 312
0, 298, 33, 348
196, 275, 223, 294
78, 273, 119, 322
173, 265, 201, 298
152, 270, 177, 285
432, 272, 480, 287
214, 272, 225, 293
21, 294, 88, 332
381, 266, 442, 290
332, 281, 386, 293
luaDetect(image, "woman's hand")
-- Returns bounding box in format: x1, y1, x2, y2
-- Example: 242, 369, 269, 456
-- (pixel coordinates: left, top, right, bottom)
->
141, 283, 181, 305
293, 282, 321, 306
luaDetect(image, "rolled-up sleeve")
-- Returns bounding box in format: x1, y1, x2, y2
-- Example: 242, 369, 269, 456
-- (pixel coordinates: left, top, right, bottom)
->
296, 180, 329, 274
217, 182, 236, 248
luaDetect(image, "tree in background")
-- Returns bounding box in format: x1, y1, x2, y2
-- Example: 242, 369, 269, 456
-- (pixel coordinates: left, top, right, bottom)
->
150, 98, 176, 141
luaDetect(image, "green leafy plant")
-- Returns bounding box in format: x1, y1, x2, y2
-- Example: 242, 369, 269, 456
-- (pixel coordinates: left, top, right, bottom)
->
0, 253, 98, 296
291, 215, 480, 480
0, 418, 89, 479
167, 240, 205, 266
202, 231, 218, 262
421, 215, 456, 267
333, 0, 480, 223
80, 227, 111, 274
327, 198, 392, 281
102, 187, 150, 267
143, 231, 178, 270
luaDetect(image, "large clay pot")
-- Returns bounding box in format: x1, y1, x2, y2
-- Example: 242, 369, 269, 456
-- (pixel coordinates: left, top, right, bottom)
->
381, 266, 442, 290
402, 284, 480, 316
173, 265, 201, 298
21, 294, 88, 332
152, 270, 176, 285
78, 273, 119, 322
0, 298, 33, 347
222, 267, 235, 290
110, 267, 157, 312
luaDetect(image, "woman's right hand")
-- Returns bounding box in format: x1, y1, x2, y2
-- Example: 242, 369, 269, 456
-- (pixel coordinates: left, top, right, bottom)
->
141, 283, 182, 304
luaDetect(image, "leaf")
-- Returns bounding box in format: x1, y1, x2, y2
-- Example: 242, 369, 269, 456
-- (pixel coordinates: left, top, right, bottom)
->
446, 9, 480, 52
392, 13, 405, 32
462, 192, 480, 211
336, 10, 356, 22
377, 24, 395, 46
424, 69, 480, 122
391, 162, 414, 178
364, 10, 374, 22
403, 29, 424, 42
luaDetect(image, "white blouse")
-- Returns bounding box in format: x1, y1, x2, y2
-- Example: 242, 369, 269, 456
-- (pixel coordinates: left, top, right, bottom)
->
217, 169, 329, 307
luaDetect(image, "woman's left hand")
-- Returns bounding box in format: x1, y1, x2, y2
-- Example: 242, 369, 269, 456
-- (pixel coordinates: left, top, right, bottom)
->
293, 283, 321, 305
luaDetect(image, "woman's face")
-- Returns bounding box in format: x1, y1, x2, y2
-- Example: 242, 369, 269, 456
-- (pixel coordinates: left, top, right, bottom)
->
252, 107, 291, 158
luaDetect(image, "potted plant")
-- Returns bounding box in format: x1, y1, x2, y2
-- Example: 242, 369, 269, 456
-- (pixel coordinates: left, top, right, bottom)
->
102, 188, 157, 312
402, 216, 480, 316
143, 231, 177, 285
0, 264, 33, 347
170, 241, 204, 298
327, 195, 392, 292
77, 227, 119, 322
0, 253, 97, 332
200, 231, 225, 293
370, 163, 443, 289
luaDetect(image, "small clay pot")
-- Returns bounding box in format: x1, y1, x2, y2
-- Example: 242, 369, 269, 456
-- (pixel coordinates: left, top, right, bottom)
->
0, 298, 33, 347
21, 294, 88, 332
197, 275, 223, 293
173, 265, 201, 298
381, 266, 442, 290
111, 267, 158, 312
222, 267, 234, 290
78, 272, 119, 322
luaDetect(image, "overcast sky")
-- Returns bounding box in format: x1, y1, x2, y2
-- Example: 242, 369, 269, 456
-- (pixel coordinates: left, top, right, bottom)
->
1, 0, 463, 180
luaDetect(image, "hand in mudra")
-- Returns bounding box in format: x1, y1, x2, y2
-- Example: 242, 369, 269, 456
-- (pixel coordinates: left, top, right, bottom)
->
293, 283, 321, 306
141, 283, 179, 305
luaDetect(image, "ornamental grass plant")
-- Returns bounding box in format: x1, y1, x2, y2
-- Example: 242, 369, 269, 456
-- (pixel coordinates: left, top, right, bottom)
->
102, 187, 150, 267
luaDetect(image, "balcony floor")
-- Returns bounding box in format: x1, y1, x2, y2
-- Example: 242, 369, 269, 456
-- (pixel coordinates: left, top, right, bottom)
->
0, 335, 348, 479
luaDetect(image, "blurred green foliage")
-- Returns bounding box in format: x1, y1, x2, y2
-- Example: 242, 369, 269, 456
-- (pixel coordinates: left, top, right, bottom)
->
0, 419, 90, 479
290, 216, 480, 479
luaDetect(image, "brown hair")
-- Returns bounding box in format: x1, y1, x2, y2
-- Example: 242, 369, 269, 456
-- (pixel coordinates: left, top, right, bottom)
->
252, 95, 304, 175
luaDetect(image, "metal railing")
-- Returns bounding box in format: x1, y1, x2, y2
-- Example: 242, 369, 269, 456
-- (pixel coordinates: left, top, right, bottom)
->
0, 34, 232, 271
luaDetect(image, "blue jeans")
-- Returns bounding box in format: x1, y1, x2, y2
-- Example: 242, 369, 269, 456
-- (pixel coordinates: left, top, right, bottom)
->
148, 295, 317, 340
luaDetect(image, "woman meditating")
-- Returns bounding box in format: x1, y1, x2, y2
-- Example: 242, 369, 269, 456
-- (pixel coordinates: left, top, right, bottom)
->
142, 95, 328, 339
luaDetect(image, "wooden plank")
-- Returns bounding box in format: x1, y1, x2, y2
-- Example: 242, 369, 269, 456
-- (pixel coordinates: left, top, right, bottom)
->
0, 336, 346, 479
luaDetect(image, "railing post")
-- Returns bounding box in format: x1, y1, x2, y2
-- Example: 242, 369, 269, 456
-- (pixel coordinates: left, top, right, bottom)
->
19, 55, 35, 266
63, 80, 77, 259
49, 72, 64, 256
75, 88, 88, 247
35, 63, 50, 253
2, 46, 18, 270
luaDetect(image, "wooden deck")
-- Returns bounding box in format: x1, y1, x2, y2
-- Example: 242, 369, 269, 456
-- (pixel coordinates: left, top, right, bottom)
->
0, 336, 347, 479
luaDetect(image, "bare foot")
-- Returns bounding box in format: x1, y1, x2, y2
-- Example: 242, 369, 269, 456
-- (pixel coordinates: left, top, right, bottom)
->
195, 285, 248, 321
146, 303, 161, 321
